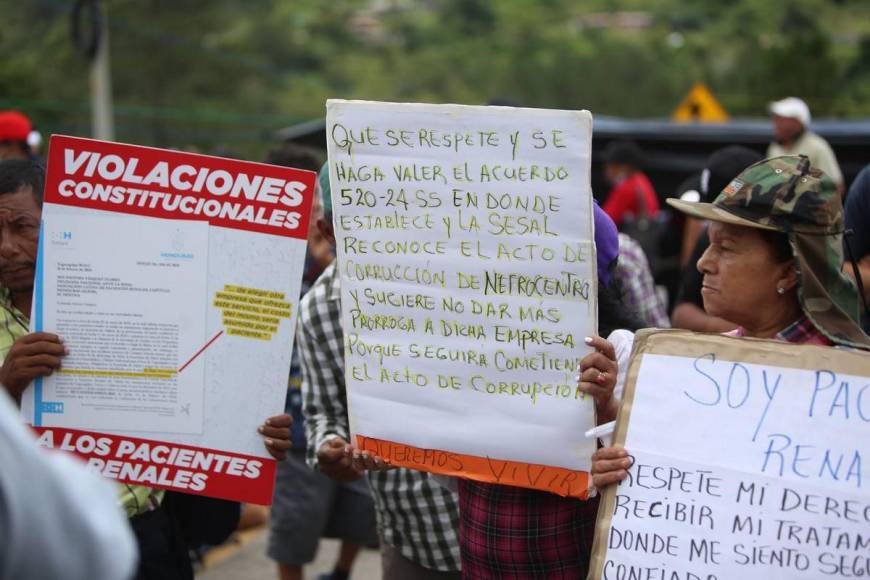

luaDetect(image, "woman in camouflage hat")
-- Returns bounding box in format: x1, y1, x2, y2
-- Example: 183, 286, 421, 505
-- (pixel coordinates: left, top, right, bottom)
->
589, 155, 869, 489
667, 154, 869, 349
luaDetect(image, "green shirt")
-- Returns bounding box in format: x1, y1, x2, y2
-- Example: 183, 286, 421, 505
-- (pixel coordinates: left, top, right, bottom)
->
0, 288, 28, 361
0, 288, 162, 517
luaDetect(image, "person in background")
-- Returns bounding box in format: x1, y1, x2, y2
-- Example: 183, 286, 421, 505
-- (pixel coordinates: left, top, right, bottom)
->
593, 156, 870, 489
302, 164, 462, 579
0, 111, 35, 162
266, 143, 334, 284
672, 172, 703, 269
0, 158, 291, 580
267, 152, 376, 580
614, 232, 670, 328
671, 146, 762, 333
26, 130, 42, 158
601, 140, 659, 228
767, 97, 844, 193
843, 163, 870, 334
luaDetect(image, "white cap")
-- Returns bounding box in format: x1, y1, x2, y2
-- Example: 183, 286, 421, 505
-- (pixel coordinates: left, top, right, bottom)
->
769, 97, 811, 126
26, 130, 41, 149
679, 188, 701, 203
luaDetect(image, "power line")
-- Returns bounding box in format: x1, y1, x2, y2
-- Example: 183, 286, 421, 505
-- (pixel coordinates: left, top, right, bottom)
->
0, 97, 308, 127
34, 0, 295, 77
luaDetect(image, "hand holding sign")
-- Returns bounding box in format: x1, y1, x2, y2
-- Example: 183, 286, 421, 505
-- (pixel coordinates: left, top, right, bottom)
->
317, 436, 364, 483
0, 332, 67, 400
590, 446, 632, 488
258, 413, 292, 460
346, 443, 393, 473
577, 335, 619, 423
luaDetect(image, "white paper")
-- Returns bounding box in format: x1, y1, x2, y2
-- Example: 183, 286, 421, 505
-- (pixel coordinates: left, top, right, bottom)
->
25, 215, 208, 434
327, 100, 598, 470
601, 353, 870, 579
25, 205, 305, 458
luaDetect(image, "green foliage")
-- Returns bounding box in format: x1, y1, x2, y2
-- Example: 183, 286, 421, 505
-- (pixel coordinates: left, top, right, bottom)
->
1, 0, 868, 158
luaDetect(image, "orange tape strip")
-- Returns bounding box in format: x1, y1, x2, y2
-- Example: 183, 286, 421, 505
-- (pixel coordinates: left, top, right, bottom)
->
355, 435, 591, 499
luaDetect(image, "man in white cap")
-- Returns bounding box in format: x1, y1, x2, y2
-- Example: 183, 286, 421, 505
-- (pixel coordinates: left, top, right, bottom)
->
766, 97, 844, 192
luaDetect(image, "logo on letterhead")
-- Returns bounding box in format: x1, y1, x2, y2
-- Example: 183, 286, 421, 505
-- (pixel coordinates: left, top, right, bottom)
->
161, 227, 194, 260
49, 230, 73, 246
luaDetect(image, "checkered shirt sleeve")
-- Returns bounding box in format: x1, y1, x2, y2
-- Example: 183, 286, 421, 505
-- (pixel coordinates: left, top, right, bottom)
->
298, 264, 462, 571
299, 263, 349, 467
615, 233, 671, 328
370, 469, 461, 572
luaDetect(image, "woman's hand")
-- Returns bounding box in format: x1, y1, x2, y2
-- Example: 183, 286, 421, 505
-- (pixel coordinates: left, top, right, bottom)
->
577, 335, 619, 423
258, 414, 292, 460
591, 447, 632, 488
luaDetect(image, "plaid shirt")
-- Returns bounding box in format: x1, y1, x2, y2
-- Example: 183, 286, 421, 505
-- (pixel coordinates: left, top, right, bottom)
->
614, 234, 670, 328
459, 480, 599, 579
300, 263, 461, 572
728, 316, 834, 346
456, 330, 633, 579
0, 288, 162, 517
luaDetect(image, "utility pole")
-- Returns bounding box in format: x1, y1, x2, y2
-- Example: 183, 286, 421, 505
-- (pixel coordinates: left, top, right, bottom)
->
73, 0, 114, 140
90, 0, 114, 140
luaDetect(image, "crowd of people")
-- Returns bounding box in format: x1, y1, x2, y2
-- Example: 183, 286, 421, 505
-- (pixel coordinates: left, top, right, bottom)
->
0, 94, 868, 580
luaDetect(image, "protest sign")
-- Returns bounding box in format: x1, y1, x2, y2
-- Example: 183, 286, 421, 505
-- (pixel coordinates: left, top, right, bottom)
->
21, 135, 315, 504
589, 330, 870, 579
326, 100, 598, 498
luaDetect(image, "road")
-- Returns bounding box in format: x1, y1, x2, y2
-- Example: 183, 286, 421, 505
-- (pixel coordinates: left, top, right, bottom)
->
196, 528, 381, 580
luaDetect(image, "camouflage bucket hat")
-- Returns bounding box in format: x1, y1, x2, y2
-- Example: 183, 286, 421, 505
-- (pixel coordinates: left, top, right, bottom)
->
668, 155, 870, 349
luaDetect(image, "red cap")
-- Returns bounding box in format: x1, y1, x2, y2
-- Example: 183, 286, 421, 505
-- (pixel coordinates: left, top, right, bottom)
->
0, 111, 32, 142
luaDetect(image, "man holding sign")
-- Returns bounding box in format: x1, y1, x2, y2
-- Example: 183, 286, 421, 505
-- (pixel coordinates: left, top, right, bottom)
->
319, 100, 646, 577
0, 150, 299, 579
590, 156, 870, 578
325, 100, 602, 496
302, 164, 462, 579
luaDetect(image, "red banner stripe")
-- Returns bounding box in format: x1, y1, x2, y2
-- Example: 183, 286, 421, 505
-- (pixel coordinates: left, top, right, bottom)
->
32, 426, 277, 505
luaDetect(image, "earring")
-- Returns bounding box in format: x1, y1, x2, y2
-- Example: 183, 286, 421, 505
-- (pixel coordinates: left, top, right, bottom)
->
777, 287, 786, 295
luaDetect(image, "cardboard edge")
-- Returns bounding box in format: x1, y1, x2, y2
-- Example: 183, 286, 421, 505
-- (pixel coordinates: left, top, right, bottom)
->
587, 328, 658, 579
324, 98, 593, 119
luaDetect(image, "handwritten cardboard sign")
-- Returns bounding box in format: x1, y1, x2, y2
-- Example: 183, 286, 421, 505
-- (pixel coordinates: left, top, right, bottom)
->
589, 330, 870, 579
326, 100, 599, 497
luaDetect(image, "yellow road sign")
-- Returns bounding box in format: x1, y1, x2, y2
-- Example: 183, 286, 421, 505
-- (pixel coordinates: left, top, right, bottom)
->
672, 83, 729, 122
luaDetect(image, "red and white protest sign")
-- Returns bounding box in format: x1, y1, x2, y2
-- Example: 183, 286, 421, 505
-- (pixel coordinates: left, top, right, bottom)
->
43, 136, 313, 237
22, 136, 315, 504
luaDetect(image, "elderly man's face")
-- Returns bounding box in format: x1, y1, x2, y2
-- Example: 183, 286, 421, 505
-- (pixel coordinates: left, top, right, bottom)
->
0, 187, 41, 293
772, 115, 803, 144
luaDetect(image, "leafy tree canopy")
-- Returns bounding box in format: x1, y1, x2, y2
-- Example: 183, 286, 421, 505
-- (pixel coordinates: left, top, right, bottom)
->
2, 0, 868, 158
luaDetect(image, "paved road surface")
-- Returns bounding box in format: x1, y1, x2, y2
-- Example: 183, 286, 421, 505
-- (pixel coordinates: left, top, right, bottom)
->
196, 529, 381, 580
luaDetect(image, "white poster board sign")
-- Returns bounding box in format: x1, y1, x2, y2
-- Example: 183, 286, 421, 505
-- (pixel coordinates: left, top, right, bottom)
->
590, 330, 870, 579
326, 100, 598, 497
